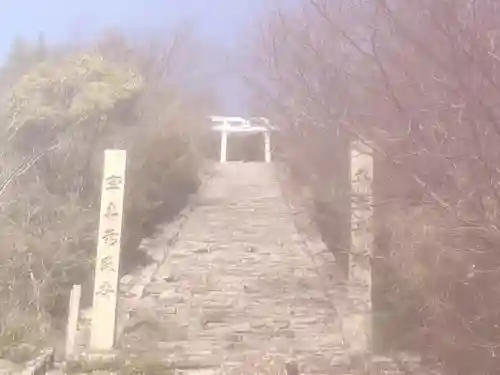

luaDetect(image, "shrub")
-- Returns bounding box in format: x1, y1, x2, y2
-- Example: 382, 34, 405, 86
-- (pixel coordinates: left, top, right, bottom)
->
0, 30, 214, 356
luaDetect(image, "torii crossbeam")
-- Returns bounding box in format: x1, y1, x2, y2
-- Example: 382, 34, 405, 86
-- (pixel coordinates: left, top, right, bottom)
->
210, 116, 275, 163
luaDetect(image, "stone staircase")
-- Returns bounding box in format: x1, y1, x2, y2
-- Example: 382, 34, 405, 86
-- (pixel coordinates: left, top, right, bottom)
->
116, 162, 345, 374
54, 161, 433, 375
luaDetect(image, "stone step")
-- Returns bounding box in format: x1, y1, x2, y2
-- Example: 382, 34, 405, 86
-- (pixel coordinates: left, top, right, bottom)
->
116, 162, 349, 372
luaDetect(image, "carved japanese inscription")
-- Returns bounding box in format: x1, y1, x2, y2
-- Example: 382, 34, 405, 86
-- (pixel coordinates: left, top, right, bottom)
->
90, 150, 127, 351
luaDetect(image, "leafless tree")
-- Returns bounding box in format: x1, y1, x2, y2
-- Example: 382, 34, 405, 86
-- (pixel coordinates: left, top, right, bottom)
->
246, 0, 500, 372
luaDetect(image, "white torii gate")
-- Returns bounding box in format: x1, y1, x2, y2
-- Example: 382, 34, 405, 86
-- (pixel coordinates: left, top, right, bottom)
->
210, 116, 274, 163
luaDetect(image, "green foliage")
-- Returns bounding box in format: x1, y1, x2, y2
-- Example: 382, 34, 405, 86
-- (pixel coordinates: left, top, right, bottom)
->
1, 34, 48, 86
0, 29, 214, 356
65, 356, 174, 375
5, 35, 46, 68
7, 54, 144, 129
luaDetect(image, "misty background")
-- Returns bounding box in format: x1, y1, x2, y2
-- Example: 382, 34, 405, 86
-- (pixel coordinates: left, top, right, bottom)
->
1, 1, 499, 374
0, 0, 271, 114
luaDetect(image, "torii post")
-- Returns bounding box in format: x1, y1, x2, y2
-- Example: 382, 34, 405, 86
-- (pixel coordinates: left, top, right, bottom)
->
210, 116, 273, 163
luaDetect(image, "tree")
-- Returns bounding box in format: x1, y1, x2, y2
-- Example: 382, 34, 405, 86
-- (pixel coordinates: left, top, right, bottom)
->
0, 27, 217, 354
3, 53, 144, 199
249, 0, 500, 373
3, 34, 47, 76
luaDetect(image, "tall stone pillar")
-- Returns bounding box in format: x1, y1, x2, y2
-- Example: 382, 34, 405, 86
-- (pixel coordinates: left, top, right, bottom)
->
343, 140, 374, 355
90, 149, 127, 351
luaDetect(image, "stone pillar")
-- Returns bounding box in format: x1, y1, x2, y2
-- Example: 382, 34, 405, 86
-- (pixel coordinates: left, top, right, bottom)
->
343, 140, 374, 355
65, 284, 81, 359
264, 131, 271, 163
90, 149, 127, 351
220, 131, 228, 163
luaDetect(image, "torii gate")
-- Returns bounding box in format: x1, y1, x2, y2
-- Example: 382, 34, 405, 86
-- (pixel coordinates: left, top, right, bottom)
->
210, 116, 274, 163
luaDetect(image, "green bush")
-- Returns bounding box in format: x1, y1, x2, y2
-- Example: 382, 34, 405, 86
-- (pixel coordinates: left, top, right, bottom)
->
0, 31, 214, 355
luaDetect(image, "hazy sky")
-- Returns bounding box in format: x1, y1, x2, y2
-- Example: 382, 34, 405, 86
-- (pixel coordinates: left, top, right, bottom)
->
0, 0, 270, 113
